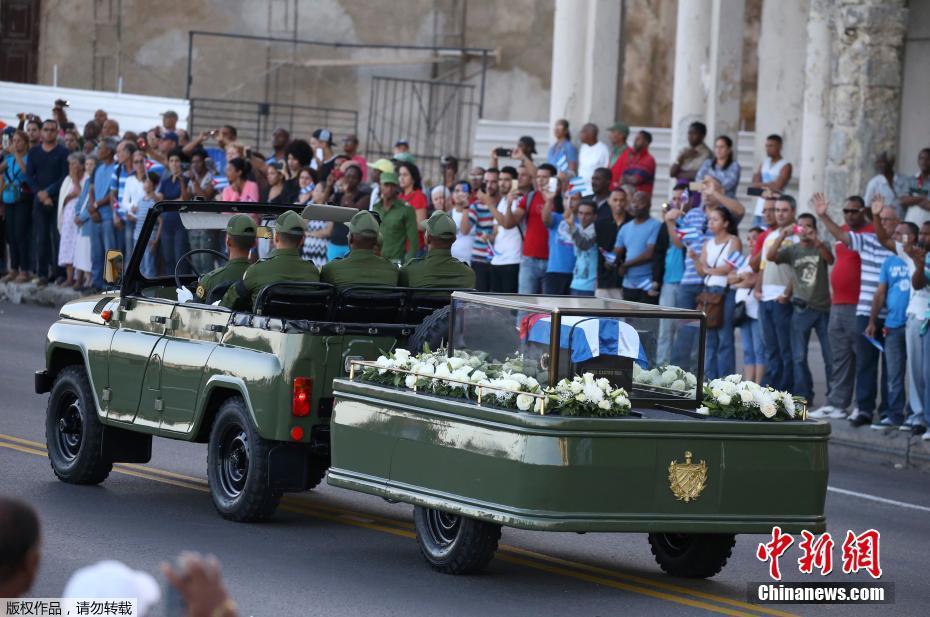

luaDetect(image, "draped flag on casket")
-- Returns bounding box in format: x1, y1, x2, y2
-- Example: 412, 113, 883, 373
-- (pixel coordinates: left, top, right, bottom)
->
522, 315, 649, 366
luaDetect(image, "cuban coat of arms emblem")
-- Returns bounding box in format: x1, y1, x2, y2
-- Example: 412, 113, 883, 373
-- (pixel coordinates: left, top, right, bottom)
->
668, 450, 707, 502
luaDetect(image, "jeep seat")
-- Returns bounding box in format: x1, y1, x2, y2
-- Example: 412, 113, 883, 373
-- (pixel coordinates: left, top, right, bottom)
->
332, 286, 407, 323
253, 282, 335, 321
405, 288, 472, 324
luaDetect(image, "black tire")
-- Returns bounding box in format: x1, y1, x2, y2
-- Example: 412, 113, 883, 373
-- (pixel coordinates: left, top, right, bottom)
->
413, 506, 501, 574
647, 532, 736, 578
207, 396, 282, 522
407, 305, 451, 354
45, 365, 113, 485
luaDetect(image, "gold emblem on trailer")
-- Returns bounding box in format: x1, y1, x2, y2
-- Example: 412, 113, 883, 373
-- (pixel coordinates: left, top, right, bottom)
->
668, 451, 707, 502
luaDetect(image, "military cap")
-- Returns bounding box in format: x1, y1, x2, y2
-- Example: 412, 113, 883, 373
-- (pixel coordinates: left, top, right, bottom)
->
379, 171, 399, 185
275, 210, 306, 235
347, 210, 380, 237
607, 122, 630, 135
226, 213, 257, 238
421, 211, 457, 239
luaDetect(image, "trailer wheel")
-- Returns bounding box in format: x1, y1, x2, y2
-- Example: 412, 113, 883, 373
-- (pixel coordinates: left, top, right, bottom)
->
45, 365, 113, 485
207, 396, 281, 522
647, 532, 735, 578
413, 506, 501, 574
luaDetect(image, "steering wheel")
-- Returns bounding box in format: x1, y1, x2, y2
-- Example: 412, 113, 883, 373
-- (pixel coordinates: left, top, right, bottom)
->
175, 249, 228, 290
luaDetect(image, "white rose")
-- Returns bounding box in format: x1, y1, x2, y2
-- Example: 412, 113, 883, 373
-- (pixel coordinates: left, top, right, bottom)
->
509, 373, 528, 386
721, 381, 737, 396
596, 377, 611, 391
574, 393, 586, 402
717, 393, 732, 406
471, 370, 488, 383
583, 383, 605, 403
447, 356, 466, 370
685, 373, 697, 386
711, 389, 724, 401
417, 363, 435, 377
725, 374, 742, 384
434, 364, 452, 379
569, 380, 584, 394
516, 393, 534, 411
393, 348, 411, 362
597, 399, 611, 410
405, 375, 418, 389
633, 364, 643, 378
761, 403, 777, 418
661, 368, 677, 386
696, 406, 710, 415
739, 390, 754, 404
671, 379, 686, 391
617, 396, 630, 408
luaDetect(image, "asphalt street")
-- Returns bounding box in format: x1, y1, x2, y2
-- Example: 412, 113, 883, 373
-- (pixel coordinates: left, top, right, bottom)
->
1, 301, 928, 617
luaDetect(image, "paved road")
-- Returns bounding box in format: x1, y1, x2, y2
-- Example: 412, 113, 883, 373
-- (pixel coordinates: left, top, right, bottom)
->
1, 301, 928, 617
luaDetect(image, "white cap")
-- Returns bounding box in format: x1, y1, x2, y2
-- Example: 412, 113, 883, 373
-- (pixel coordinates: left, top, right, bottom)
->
63, 560, 161, 616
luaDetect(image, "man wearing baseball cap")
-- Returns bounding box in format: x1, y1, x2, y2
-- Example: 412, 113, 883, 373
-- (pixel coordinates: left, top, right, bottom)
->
400, 211, 475, 288
221, 210, 319, 309
372, 171, 418, 264
195, 214, 256, 303
367, 158, 394, 208
320, 210, 398, 289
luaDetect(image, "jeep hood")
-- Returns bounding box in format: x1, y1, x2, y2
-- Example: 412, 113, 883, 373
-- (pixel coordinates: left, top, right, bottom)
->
59, 293, 119, 324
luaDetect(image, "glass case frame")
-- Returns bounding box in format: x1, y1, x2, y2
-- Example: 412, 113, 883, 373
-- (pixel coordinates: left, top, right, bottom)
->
446, 292, 706, 409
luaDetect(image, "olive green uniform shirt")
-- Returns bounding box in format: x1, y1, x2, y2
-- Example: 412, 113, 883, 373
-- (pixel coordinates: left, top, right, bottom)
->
320, 248, 399, 289
398, 248, 475, 289
372, 199, 418, 264
220, 247, 319, 310
196, 257, 250, 303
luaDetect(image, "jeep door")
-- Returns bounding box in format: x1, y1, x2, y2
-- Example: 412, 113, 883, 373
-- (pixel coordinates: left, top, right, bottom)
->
155, 303, 231, 435
106, 296, 177, 423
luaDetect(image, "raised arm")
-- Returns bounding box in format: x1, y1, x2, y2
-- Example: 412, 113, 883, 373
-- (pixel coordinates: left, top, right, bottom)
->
870, 195, 897, 253
813, 192, 850, 246
664, 208, 683, 248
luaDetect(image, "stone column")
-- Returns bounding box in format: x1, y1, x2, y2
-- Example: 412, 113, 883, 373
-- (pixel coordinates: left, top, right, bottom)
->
824, 0, 908, 210
549, 0, 623, 135
754, 0, 809, 181
669, 0, 712, 160
797, 0, 833, 211
705, 0, 746, 140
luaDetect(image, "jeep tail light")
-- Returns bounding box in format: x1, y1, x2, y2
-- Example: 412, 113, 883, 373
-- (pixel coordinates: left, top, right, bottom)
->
292, 377, 312, 417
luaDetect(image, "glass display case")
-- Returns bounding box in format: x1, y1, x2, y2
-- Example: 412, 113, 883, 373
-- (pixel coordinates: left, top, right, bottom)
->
447, 293, 705, 407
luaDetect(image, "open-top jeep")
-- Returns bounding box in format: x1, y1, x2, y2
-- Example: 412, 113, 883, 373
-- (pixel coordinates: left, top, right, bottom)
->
35, 201, 456, 521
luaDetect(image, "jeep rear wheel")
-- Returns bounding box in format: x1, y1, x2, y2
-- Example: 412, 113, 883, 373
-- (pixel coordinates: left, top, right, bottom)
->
45, 366, 112, 484
647, 532, 735, 578
413, 506, 501, 574
207, 396, 281, 522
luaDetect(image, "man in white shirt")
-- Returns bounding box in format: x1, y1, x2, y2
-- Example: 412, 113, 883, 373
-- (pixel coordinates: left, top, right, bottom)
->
578, 123, 610, 194
487, 168, 522, 292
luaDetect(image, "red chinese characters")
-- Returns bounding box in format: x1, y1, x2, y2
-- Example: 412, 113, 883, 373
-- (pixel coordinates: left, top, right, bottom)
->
756, 526, 795, 580
797, 530, 834, 575
841, 529, 882, 579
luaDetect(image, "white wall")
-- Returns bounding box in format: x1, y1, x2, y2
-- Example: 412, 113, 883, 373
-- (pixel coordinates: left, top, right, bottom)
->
0, 82, 189, 135
898, 1, 930, 170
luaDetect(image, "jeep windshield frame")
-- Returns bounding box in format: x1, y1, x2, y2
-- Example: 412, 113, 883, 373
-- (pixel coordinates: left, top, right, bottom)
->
446, 292, 707, 409
122, 201, 353, 298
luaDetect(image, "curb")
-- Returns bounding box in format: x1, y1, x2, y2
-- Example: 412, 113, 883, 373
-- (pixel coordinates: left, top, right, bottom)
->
827, 417, 930, 471
0, 281, 81, 307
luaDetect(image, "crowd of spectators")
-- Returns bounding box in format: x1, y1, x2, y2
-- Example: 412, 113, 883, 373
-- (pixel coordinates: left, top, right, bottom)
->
2, 104, 930, 437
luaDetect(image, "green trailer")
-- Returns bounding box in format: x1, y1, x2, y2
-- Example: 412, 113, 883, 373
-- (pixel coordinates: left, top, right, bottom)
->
328, 293, 830, 577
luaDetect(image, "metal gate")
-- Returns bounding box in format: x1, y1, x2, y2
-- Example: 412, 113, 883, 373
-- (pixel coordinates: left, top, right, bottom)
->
366, 76, 478, 185
188, 97, 358, 153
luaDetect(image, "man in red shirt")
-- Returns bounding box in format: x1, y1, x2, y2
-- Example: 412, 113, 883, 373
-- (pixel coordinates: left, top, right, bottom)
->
500, 163, 558, 294
618, 131, 657, 195
810, 196, 873, 419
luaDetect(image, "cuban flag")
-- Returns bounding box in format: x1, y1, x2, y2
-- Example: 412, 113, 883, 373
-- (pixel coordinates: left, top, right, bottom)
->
724, 250, 747, 270
524, 315, 649, 366
144, 158, 165, 178
676, 226, 702, 245
599, 247, 617, 264
555, 153, 569, 173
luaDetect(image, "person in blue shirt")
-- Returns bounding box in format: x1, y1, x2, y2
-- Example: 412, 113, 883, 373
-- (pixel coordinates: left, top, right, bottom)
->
542, 189, 578, 294
88, 137, 119, 290
614, 191, 662, 303
867, 223, 918, 428
564, 199, 598, 296
546, 119, 578, 177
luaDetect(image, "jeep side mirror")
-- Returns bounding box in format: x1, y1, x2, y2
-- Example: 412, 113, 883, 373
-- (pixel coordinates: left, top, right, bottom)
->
104, 250, 123, 285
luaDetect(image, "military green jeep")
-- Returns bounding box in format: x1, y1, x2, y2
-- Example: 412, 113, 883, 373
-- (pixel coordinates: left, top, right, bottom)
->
35, 201, 455, 522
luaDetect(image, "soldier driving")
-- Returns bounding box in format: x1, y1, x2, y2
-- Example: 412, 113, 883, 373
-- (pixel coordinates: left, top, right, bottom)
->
320, 210, 399, 288
195, 214, 256, 303
399, 211, 475, 289
220, 210, 319, 310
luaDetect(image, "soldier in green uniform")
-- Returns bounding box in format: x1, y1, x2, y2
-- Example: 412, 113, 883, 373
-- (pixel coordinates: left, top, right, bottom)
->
400, 211, 476, 289
195, 214, 256, 303
220, 210, 319, 310
320, 210, 399, 289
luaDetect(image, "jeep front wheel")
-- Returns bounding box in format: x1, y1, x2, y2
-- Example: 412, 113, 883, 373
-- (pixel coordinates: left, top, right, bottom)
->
207, 396, 281, 522
45, 366, 113, 484
413, 506, 501, 574
647, 532, 735, 578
